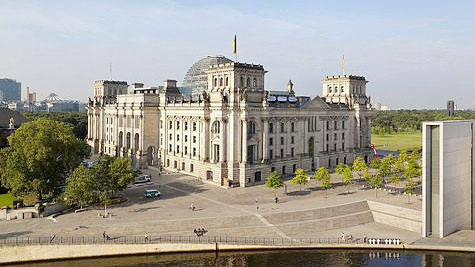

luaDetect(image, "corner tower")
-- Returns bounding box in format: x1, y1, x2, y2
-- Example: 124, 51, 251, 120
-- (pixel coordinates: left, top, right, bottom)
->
322, 75, 369, 109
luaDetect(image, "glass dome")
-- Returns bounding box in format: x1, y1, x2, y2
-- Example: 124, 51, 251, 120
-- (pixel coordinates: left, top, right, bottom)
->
182, 56, 232, 96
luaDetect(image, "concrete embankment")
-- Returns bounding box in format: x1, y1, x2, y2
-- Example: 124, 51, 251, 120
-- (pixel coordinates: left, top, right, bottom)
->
1, 242, 475, 265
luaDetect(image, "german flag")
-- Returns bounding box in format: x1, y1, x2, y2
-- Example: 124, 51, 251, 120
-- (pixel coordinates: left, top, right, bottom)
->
232, 34, 237, 54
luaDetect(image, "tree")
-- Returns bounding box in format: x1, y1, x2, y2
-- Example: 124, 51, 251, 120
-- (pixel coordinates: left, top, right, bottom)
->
369, 158, 381, 170
64, 165, 95, 209
0, 118, 90, 202
379, 154, 394, 178
352, 157, 366, 179
405, 178, 417, 203
404, 161, 419, 180
361, 166, 370, 181
290, 168, 308, 191
320, 174, 332, 198
368, 174, 383, 198
265, 172, 284, 197
315, 166, 329, 182
388, 173, 401, 186
342, 165, 353, 194
92, 156, 137, 214
335, 163, 345, 176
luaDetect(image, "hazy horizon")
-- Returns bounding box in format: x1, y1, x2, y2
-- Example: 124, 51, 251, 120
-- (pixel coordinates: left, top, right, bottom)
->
1, 0, 474, 109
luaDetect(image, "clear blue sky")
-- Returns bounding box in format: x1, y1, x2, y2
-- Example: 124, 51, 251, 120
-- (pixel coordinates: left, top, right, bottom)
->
0, 0, 474, 109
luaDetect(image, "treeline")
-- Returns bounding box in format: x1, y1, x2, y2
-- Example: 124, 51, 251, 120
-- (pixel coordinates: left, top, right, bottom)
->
22, 111, 88, 139
371, 110, 475, 135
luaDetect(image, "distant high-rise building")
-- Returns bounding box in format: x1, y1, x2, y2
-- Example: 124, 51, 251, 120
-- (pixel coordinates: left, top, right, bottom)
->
0, 79, 21, 101
447, 100, 455, 116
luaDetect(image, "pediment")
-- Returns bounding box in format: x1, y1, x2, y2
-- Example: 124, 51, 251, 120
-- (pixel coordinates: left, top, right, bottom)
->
301, 96, 331, 110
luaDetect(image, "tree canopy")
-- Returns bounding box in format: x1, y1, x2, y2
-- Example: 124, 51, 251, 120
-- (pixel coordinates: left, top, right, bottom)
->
290, 168, 308, 191
64, 165, 95, 209
22, 111, 88, 140
0, 118, 90, 202
265, 172, 284, 197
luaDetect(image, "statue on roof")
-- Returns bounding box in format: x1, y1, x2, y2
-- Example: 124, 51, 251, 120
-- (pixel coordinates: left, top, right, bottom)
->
288, 79, 295, 96
8, 117, 15, 129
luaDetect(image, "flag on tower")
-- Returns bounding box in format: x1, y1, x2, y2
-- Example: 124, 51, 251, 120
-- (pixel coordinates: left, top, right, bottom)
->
342, 54, 345, 75
232, 34, 237, 54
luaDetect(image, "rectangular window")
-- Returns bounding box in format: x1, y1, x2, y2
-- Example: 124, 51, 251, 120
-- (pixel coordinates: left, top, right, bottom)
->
174, 161, 177, 168
280, 137, 284, 145
185, 146, 188, 155
334, 143, 337, 151
193, 148, 196, 156
269, 123, 274, 133
193, 136, 196, 143
185, 135, 188, 142
271, 166, 275, 173
190, 164, 194, 172
160, 120, 163, 128
214, 144, 220, 161
169, 134, 172, 140
282, 166, 286, 175
177, 135, 180, 141
177, 145, 180, 153
193, 122, 197, 131
184, 122, 188, 130
270, 149, 273, 159
280, 148, 284, 158
326, 144, 329, 151
343, 157, 347, 164
292, 164, 296, 173
342, 143, 345, 150
334, 121, 337, 130
280, 123, 285, 133
169, 144, 172, 152
334, 133, 337, 140
169, 121, 172, 129
291, 147, 294, 157
176, 121, 180, 130
291, 136, 294, 144
326, 121, 329, 130
342, 132, 345, 140
342, 121, 345, 129
291, 122, 295, 132
167, 159, 170, 167
269, 137, 273, 146
182, 162, 185, 170
326, 134, 329, 141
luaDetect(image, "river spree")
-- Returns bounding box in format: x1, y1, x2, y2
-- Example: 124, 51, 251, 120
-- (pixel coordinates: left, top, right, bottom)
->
11, 249, 475, 266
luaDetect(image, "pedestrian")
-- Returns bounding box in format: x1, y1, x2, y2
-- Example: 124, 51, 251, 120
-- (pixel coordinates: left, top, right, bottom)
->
144, 233, 149, 242
340, 232, 345, 241
363, 234, 367, 243
190, 203, 195, 211
103, 231, 107, 239
275, 196, 279, 203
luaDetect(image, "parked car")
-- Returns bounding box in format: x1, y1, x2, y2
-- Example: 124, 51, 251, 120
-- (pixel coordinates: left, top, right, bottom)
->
136, 175, 151, 183
144, 189, 161, 198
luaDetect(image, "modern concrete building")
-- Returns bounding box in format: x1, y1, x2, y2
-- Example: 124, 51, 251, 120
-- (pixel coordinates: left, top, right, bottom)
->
422, 120, 475, 237
87, 56, 374, 187
0, 79, 21, 102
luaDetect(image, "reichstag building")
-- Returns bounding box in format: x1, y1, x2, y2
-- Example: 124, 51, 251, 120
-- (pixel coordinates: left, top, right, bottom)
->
87, 56, 373, 187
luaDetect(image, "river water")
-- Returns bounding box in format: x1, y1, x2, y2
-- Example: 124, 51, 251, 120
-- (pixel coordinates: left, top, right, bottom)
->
11, 249, 475, 266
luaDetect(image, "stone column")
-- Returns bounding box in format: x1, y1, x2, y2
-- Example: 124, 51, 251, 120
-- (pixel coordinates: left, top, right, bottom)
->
242, 120, 248, 163
262, 119, 269, 162
220, 119, 226, 163
204, 119, 210, 161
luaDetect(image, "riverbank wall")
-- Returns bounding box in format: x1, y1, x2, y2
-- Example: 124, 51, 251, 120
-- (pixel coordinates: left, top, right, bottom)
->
1, 242, 475, 265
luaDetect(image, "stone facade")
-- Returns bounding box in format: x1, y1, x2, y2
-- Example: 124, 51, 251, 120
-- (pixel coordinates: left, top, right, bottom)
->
87, 58, 373, 187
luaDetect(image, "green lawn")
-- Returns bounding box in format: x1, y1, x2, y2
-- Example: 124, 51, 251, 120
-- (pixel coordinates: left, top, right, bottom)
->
0, 193, 16, 208
372, 132, 422, 151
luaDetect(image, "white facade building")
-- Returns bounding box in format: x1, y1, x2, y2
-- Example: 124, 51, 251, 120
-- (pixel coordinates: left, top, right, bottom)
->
87, 56, 373, 187
422, 120, 475, 237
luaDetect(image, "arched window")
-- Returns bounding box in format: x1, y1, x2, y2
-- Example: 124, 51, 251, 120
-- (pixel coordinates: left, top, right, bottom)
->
246, 77, 251, 87
240, 76, 244, 87
248, 121, 256, 135
214, 78, 218, 87
126, 132, 131, 149
119, 131, 123, 148
253, 78, 257, 87
134, 133, 139, 152
329, 87, 332, 93
212, 121, 220, 134
225, 77, 229, 86
340, 86, 344, 93
220, 77, 223, 86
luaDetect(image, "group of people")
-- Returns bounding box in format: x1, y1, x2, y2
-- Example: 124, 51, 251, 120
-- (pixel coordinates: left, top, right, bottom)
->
340, 232, 353, 241
102, 231, 111, 240
193, 228, 208, 237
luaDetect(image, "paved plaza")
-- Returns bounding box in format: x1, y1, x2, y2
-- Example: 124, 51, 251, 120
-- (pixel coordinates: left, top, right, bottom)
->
0, 169, 423, 243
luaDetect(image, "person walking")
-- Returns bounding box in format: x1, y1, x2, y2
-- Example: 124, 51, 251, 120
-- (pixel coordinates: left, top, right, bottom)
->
144, 233, 150, 242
